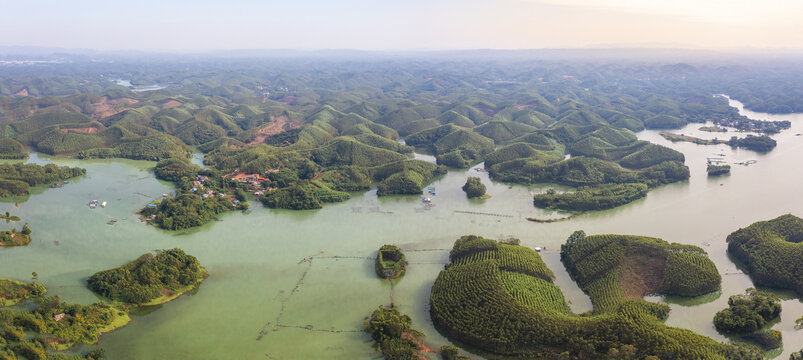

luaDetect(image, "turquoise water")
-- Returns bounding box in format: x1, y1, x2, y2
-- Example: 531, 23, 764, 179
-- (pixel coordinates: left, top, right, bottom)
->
1, 97, 802, 359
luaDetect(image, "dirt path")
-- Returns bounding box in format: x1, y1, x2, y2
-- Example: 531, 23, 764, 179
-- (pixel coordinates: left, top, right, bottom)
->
248, 115, 297, 145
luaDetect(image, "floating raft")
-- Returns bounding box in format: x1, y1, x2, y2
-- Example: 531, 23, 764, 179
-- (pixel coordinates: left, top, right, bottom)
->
454, 210, 513, 218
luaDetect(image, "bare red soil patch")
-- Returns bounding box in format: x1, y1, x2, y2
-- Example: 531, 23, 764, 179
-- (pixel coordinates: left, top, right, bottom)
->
619, 254, 665, 299
60, 127, 99, 134
278, 95, 297, 105
515, 103, 539, 110
474, 103, 497, 117
89, 97, 139, 119
14, 88, 28, 96
160, 99, 183, 110
248, 115, 299, 145
401, 332, 438, 359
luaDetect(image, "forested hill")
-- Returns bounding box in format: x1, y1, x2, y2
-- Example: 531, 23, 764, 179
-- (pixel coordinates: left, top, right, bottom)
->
0, 53, 798, 216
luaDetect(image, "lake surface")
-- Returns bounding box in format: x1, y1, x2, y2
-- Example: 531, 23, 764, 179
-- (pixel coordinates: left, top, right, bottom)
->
2, 97, 802, 359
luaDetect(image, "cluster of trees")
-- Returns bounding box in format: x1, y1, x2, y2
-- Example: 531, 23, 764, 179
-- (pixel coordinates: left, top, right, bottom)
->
0, 290, 123, 358
727, 135, 777, 152
533, 183, 647, 211
365, 306, 425, 359
153, 158, 201, 183
0, 163, 85, 198
141, 192, 233, 230
726, 214, 803, 295
87, 249, 207, 304
430, 235, 760, 359
707, 164, 731, 176
461, 177, 486, 198
261, 183, 323, 210
713, 288, 783, 350
0, 279, 45, 307
374, 245, 407, 279
713, 288, 781, 334
0, 138, 26, 159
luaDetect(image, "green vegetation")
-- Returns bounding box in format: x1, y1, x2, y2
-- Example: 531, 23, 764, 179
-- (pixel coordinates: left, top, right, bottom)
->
0, 212, 21, 222
0, 225, 32, 247
141, 192, 245, 230
0, 279, 45, 307
707, 164, 731, 176
461, 177, 486, 199
153, 158, 201, 182
375, 245, 406, 279
0, 281, 128, 357
726, 214, 803, 295
713, 288, 781, 334
728, 135, 777, 152
0, 163, 85, 197
430, 234, 757, 359
439, 345, 470, 360
0, 138, 26, 159
791, 349, 803, 360
365, 306, 426, 360
533, 183, 647, 211
562, 231, 721, 312
261, 183, 322, 210
406, 124, 494, 168
741, 330, 782, 351
87, 249, 208, 305
0, 295, 129, 355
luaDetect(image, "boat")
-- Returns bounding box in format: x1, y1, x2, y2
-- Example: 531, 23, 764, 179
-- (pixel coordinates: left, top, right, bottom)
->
88, 200, 98, 209
422, 197, 431, 203
534, 247, 542, 252
101, 201, 107, 208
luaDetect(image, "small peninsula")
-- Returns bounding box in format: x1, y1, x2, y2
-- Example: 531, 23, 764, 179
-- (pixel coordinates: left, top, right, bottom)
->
726, 214, 803, 295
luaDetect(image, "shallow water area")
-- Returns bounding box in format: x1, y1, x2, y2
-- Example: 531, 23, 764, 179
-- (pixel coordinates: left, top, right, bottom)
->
1, 97, 803, 359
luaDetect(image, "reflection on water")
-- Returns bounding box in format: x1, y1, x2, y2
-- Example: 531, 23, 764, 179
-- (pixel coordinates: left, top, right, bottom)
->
1, 97, 802, 359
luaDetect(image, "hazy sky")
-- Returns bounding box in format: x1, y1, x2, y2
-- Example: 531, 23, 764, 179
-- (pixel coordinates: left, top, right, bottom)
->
3, 0, 802, 51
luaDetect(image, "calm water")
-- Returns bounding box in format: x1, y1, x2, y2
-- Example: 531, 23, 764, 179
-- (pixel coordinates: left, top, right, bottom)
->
1, 97, 802, 359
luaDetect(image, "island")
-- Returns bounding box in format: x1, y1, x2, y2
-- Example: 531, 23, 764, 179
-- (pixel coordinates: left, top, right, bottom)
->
707, 164, 731, 176
659, 132, 777, 152
533, 183, 647, 211
726, 214, 803, 296
0, 224, 32, 247
713, 288, 782, 350
374, 245, 407, 279
461, 176, 487, 199
429, 234, 756, 359
87, 248, 208, 305
0, 212, 21, 222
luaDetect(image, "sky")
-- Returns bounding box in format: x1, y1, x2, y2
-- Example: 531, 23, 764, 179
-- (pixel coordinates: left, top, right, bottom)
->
1, 0, 802, 51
